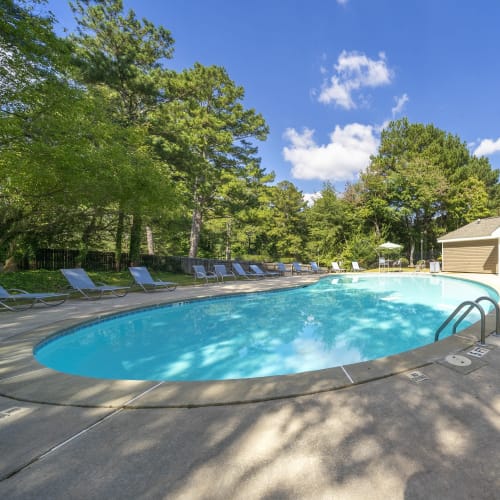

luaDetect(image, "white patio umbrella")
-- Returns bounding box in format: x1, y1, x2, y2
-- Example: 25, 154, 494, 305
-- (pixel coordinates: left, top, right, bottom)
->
377, 241, 403, 270
378, 241, 403, 250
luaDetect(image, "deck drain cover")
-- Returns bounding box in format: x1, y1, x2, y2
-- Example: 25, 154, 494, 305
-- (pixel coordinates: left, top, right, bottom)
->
406, 371, 429, 383
467, 347, 490, 358
445, 354, 472, 367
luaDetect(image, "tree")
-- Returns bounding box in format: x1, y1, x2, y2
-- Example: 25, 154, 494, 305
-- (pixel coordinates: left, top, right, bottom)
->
304, 183, 351, 263
0, 0, 70, 109
262, 181, 307, 260
446, 176, 491, 229
0, 0, 76, 267
154, 63, 269, 257
361, 118, 498, 263
69, 0, 176, 263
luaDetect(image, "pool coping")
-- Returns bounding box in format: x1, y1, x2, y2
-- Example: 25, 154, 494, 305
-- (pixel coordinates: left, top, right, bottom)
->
0, 273, 498, 408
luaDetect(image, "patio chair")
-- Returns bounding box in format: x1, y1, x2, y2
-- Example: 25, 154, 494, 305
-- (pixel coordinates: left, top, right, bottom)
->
249, 264, 280, 277
233, 262, 261, 279
391, 259, 402, 272
0, 284, 67, 311
61, 268, 129, 299
129, 267, 177, 292
378, 257, 389, 272
331, 262, 346, 273
276, 262, 287, 276
292, 262, 308, 275
214, 264, 236, 281
192, 265, 218, 283
310, 262, 325, 274
351, 261, 364, 272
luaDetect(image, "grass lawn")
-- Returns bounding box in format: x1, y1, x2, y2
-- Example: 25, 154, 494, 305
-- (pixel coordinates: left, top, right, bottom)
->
0, 269, 197, 293
0, 266, 430, 294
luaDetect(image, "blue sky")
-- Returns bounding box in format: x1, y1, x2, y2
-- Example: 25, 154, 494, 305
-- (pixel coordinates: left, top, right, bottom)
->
45, 0, 500, 201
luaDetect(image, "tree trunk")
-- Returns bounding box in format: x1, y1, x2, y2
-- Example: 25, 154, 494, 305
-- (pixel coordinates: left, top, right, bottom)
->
409, 241, 415, 266
225, 220, 232, 261
189, 204, 203, 258
3, 239, 18, 272
3, 256, 17, 272
129, 213, 142, 265
115, 210, 125, 271
79, 214, 97, 266
146, 226, 154, 255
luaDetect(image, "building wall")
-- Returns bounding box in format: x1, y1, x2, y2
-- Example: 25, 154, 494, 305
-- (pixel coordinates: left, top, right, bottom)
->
442, 239, 498, 274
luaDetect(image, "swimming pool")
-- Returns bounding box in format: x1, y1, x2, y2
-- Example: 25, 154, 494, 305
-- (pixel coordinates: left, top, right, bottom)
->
35, 274, 498, 382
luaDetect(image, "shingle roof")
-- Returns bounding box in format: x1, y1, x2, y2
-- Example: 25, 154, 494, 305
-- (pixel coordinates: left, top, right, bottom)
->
438, 216, 500, 241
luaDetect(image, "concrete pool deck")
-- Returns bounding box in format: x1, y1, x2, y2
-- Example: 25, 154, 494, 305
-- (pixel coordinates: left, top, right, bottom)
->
0, 273, 499, 498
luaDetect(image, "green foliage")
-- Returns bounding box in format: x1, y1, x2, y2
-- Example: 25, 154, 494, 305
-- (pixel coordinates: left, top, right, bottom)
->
261, 181, 307, 259
2, 4, 500, 269
69, 0, 174, 123
358, 118, 499, 263
153, 63, 270, 257
305, 183, 354, 262
0, 269, 196, 292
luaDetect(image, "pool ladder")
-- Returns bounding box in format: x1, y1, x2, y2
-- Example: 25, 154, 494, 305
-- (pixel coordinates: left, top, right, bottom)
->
434, 296, 500, 346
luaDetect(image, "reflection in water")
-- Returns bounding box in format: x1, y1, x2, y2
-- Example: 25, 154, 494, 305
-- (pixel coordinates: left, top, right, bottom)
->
36, 275, 497, 381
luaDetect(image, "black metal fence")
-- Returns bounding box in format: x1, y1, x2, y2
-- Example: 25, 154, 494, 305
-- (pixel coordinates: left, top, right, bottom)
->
27, 249, 263, 274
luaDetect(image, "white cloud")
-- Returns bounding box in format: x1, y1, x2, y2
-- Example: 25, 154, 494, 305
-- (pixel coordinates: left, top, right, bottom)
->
474, 137, 500, 157
337, 0, 349, 4
283, 123, 379, 182
391, 93, 409, 117
318, 51, 393, 109
303, 192, 322, 206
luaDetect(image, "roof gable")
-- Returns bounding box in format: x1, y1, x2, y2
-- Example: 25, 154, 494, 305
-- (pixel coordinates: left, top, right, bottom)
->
438, 216, 500, 242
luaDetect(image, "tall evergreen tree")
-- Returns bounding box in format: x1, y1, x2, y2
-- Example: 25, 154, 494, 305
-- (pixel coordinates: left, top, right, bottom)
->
69, 0, 176, 263
154, 63, 269, 257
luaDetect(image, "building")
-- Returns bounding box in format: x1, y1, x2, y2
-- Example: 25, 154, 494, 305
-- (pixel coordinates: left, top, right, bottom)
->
438, 216, 500, 274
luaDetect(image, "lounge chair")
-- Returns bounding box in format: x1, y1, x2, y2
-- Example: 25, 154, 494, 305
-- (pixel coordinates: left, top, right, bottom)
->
292, 262, 307, 274
233, 262, 261, 279
192, 265, 218, 283
276, 262, 287, 276
310, 262, 325, 273
331, 262, 346, 273
214, 264, 236, 281
129, 267, 177, 292
391, 259, 402, 272
0, 284, 67, 311
351, 261, 364, 272
61, 268, 129, 299
249, 264, 279, 277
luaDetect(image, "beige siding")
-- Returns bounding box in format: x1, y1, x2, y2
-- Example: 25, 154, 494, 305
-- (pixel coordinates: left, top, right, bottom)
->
442, 240, 498, 274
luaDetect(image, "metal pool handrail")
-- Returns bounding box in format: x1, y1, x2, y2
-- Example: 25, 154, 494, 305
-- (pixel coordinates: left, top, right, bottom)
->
453, 296, 499, 339
434, 300, 486, 345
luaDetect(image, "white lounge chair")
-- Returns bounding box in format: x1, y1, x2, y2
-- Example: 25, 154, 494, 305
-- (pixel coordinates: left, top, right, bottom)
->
0, 284, 67, 311
249, 264, 279, 277
61, 268, 129, 299
129, 267, 177, 292
233, 262, 261, 279
192, 265, 218, 283
331, 262, 346, 273
351, 261, 364, 272
214, 264, 236, 281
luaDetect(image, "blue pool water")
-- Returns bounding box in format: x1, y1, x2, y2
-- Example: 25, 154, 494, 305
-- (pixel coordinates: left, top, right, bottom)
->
35, 274, 498, 381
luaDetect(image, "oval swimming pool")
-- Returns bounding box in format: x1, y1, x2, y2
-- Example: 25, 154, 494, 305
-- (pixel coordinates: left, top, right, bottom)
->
35, 274, 498, 381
